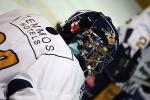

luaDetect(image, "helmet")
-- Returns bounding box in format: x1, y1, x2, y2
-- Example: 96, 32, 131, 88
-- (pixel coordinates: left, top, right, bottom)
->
60, 10, 119, 76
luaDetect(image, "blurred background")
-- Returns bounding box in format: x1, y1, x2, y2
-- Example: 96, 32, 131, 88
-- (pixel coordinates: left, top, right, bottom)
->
1, 0, 150, 100
0, 0, 145, 27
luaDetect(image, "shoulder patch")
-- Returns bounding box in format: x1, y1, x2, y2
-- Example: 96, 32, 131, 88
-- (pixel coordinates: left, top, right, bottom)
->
10, 14, 73, 60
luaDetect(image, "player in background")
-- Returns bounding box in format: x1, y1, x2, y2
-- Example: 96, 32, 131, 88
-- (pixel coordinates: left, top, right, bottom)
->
0, 9, 118, 100
112, 6, 150, 100
86, 6, 150, 100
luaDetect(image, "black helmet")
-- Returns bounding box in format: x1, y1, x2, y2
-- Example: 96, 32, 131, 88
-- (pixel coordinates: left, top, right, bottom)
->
60, 10, 119, 76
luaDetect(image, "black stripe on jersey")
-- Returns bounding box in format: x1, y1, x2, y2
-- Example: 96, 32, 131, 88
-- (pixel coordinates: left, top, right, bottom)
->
123, 28, 133, 43
6, 79, 33, 100
43, 53, 74, 60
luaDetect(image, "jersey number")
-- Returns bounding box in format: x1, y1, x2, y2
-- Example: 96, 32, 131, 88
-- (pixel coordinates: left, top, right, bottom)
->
136, 36, 147, 48
0, 32, 18, 69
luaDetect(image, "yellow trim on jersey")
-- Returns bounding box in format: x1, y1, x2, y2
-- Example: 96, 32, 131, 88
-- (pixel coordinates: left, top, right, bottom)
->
94, 83, 122, 100
0, 32, 5, 44
0, 32, 18, 69
0, 50, 18, 69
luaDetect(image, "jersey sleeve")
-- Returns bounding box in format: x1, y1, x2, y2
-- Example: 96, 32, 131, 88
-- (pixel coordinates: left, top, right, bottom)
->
6, 55, 85, 100
7, 79, 42, 100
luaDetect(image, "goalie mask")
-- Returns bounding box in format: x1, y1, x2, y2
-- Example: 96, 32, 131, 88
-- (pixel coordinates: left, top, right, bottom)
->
60, 10, 119, 76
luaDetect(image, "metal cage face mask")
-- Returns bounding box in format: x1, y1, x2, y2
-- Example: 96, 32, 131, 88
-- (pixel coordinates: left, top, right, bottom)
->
64, 11, 119, 76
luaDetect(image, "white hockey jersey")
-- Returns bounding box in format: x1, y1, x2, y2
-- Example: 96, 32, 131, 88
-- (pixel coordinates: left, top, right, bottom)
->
0, 9, 85, 100
116, 6, 150, 97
